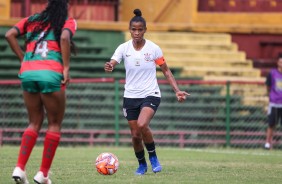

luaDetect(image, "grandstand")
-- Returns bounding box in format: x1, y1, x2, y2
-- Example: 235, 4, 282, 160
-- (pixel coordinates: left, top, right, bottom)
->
0, 0, 281, 149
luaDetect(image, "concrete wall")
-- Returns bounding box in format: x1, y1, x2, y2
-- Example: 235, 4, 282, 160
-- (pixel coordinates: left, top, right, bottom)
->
119, 0, 282, 33
119, 0, 197, 24
0, 0, 10, 19
2, 0, 282, 34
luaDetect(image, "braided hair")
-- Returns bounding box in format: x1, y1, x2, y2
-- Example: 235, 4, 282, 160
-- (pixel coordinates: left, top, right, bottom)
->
129, 9, 146, 27
24, 0, 76, 56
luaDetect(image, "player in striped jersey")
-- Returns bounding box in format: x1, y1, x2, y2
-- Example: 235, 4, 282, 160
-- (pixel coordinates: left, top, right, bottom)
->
5, 0, 76, 183
104, 9, 189, 175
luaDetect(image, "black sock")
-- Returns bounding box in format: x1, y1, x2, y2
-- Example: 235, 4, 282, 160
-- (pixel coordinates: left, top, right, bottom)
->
135, 150, 146, 165
145, 142, 157, 158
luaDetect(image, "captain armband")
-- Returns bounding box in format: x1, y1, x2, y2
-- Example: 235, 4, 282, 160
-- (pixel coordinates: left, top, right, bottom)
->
155, 57, 165, 66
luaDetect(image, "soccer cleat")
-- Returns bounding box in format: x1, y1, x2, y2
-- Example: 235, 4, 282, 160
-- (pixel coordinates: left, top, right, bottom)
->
149, 156, 162, 173
264, 142, 271, 150
33, 171, 52, 184
12, 167, 29, 184
135, 163, 147, 175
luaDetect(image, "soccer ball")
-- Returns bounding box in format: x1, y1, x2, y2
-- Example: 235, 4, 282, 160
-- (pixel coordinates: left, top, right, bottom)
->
95, 152, 119, 175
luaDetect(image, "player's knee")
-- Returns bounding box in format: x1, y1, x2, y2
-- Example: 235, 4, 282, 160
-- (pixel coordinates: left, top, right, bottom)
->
47, 121, 62, 131
269, 123, 276, 129
137, 121, 149, 130
28, 124, 41, 132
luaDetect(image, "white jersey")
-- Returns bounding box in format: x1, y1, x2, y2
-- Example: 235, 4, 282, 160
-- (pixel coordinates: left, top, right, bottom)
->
111, 39, 165, 98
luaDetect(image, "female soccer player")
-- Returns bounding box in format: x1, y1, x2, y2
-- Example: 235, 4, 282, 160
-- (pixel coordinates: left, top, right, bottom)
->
5, 0, 77, 183
104, 9, 189, 175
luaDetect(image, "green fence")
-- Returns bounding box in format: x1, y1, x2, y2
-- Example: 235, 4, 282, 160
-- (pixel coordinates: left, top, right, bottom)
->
0, 78, 281, 149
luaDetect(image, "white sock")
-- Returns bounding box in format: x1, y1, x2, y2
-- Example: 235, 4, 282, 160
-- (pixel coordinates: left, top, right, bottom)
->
264, 142, 270, 148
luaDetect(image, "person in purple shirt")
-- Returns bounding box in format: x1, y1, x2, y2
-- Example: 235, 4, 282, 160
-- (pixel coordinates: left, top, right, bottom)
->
264, 53, 282, 149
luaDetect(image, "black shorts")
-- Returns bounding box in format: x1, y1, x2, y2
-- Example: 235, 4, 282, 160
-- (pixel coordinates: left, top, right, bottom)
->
123, 96, 161, 121
267, 107, 282, 127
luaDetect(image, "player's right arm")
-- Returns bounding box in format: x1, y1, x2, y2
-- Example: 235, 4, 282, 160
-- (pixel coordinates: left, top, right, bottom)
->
104, 59, 118, 72
5, 17, 28, 63
265, 72, 272, 96
105, 43, 124, 72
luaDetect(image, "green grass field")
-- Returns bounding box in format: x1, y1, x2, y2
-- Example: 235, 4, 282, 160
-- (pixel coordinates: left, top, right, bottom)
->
0, 146, 282, 184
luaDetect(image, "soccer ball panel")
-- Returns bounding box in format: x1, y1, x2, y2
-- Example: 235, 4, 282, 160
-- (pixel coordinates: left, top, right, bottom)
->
95, 152, 119, 175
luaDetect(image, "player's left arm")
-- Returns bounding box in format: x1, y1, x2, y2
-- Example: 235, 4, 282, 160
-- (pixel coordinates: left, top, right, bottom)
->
159, 62, 190, 102
62, 18, 77, 38
61, 18, 77, 85
154, 45, 189, 102
60, 29, 71, 85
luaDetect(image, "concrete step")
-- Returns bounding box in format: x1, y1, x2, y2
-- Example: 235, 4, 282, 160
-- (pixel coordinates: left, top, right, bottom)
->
144, 32, 232, 42
198, 64, 267, 107
156, 41, 238, 51
166, 60, 253, 68
162, 48, 239, 54
202, 76, 267, 106
203, 76, 266, 82
163, 50, 246, 61
230, 85, 267, 96
125, 32, 232, 44
241, 96, 268, 106
182, 67, 261, 77
166, 57, 249, 62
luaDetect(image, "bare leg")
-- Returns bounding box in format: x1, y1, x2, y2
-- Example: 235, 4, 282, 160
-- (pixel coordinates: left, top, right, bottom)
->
137, 107, 155, 144
41, 90, 66, 132
265, 126, 274, 149
12, 92, 44, 183
23, 92, 45, 132
127, 107, 155, 152
18, 91, 44, 165
137, 107, 162, 173
128, 120, 143, 152
36, 90, 66, 178
128, 107, 156, 175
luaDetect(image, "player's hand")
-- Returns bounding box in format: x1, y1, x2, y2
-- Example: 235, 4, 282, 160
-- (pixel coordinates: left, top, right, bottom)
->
176, 91, 190, 103
61, 68, 70, 85
104, 62, 114, 72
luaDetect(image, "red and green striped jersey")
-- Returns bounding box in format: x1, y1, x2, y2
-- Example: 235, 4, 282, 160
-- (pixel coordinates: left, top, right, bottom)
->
14, 15, 77, 82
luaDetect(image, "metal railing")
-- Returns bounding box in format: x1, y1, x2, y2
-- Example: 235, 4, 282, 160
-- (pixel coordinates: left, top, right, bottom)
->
0, 78, 281, 148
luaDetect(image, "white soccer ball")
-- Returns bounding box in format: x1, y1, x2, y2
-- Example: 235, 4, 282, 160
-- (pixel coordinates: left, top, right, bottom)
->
95, 152, 119, 175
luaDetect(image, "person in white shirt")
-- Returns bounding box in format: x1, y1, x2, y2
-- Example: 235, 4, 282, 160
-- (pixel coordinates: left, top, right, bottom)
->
104, 8, 189, 175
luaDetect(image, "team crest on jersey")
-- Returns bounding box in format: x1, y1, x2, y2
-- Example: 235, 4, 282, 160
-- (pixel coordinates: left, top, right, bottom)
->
276, 80, 282, 91
144, 53, 152, 62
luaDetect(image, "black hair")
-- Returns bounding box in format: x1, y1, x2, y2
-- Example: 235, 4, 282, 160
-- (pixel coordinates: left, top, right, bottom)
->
24, 0, 76, 56
278, 53, 282, 59
129, 9, 146, 27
